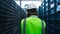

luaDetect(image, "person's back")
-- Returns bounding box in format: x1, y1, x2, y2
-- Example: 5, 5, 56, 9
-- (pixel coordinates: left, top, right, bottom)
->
21, 15, 46, 34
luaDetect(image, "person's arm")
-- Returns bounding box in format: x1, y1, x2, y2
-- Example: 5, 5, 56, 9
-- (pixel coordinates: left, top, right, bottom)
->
21, 19, 24, 34
43, 21, 46, 28
42, 20, 46, 34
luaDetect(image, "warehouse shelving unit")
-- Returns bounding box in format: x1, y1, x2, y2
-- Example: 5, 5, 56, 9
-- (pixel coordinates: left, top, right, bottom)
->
0, 0, 25, 34
39, 0, 60, 34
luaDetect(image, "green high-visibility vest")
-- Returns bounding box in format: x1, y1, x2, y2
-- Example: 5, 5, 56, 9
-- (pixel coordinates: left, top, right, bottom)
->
21, 15, 46, 34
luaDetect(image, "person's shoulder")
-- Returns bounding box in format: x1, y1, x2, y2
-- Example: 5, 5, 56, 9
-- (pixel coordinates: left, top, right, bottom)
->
37, 18, 42, 20
21, 18, 24, 21
21, 17, 29, 21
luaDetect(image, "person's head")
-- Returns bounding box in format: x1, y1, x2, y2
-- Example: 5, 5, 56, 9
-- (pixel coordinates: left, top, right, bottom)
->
25, 3, 38, 17
27, 8, 38, 17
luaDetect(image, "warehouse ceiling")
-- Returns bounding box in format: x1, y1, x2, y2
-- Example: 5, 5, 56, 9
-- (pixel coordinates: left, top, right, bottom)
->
14, 0, 44, 2
14, 0, 44, 8
16, 0, 42, 1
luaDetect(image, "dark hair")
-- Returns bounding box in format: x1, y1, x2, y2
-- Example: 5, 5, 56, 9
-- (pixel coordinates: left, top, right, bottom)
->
27, 8, 38, 17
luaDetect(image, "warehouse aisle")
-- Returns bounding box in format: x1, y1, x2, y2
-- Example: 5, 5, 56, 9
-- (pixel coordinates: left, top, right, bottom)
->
0, 0, 60, 34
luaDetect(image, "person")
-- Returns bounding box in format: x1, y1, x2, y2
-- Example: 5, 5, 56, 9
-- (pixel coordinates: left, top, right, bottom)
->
21, 3, 46, 34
